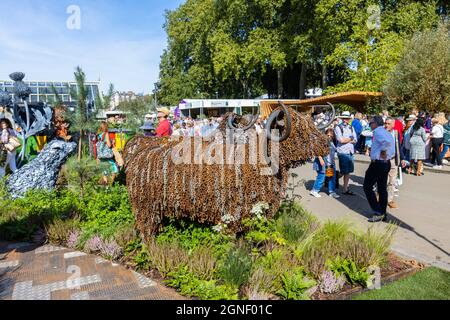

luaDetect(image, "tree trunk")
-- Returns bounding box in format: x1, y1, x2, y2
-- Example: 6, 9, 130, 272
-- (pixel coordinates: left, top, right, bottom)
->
322, 63, 328, 90
242, 79, 248, 99
77, 129, 82, 161
299, 63, 307, 99
277, 69, 283, 99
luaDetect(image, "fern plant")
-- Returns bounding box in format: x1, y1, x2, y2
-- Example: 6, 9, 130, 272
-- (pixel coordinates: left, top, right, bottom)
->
277, 267, 317, 300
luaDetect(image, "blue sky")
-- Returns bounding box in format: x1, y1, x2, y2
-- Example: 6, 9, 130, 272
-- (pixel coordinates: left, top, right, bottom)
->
0, 0, 184, 94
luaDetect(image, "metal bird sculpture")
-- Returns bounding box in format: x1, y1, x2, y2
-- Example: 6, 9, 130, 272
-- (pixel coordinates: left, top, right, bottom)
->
9, 72, 53, 162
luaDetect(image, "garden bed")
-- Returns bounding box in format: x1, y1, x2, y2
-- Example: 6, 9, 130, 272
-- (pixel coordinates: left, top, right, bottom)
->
0, 181, 430, 301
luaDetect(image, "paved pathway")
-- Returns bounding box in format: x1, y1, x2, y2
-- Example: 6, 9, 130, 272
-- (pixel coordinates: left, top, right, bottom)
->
291, 161, 450, 271
0, 242, 183, 300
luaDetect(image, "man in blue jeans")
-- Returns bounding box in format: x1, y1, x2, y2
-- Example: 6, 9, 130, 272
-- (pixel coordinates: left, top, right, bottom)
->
334, 111, 357, 195
363, 116, 395, 222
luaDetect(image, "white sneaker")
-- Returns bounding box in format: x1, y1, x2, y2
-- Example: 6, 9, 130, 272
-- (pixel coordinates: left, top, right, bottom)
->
432, 165, 443, 169
442, 159, 448, 165
310, 190, 322, 198
329, 192, 340, 199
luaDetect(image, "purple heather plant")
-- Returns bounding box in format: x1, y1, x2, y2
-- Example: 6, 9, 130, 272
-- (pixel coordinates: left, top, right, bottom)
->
319, 270, 346, 294
85, 235, 103, 253
67, 230, 80, 249
100, 239, 123, 260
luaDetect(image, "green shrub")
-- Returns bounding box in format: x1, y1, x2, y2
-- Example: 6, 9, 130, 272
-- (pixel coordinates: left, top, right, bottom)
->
275, 201, 319, 244
299, 220, 353, 277
113, 224, 139, 249
243, 216, 286, 246
218, 243, 253, 288
188, 247, 217, 280
45, 217, 80, 245
156, 219, 233, 257
133, 243, 152, 271
145, 239, 189, 276
246, 266, 278, 298
277, 267, 317, 300
344, 225, 397, 268
80, 185, 135, 238
166, 266, 239, 300
327, 257, 370, 287
0, 188, 80, 241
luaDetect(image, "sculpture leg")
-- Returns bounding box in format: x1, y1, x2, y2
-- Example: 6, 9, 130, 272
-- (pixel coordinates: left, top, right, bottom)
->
19, 131, 26, 162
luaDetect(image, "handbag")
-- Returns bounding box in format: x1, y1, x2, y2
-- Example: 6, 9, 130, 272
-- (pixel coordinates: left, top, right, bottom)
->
4, 136, 21, 152
325, 166, 334, 177
96, 134, 114, 160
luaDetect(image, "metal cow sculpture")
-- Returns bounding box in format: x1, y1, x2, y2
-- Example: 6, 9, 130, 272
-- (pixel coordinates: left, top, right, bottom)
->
124, 102, 336, 241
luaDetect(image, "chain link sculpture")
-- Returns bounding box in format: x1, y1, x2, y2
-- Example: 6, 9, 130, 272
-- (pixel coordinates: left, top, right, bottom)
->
124, 105, 332, 241
2, 72, 76, 198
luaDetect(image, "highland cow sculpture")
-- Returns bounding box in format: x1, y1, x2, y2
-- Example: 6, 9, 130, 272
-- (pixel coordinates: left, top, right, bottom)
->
124, 103, 334, 240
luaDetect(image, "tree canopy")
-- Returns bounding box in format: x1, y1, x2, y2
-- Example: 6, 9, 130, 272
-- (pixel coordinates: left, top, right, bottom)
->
157, 0, 448, 108
384, 23, 450, 114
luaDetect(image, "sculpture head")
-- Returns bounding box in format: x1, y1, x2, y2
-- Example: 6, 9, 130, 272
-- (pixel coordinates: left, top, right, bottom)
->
10, 72, 31, 100
264, 104, 331, 169
224, 102, 334, 169
39, 139, 77, 165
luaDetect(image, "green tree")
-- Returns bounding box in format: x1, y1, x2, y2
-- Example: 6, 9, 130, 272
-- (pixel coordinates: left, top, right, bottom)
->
69, 66, 97, 161
64, 156, 107, 198
383, 23, 450, 114
322, 0, 440, 93
95, 83, 114, 112
157, 0, 446, 104
116, 95, 155, 133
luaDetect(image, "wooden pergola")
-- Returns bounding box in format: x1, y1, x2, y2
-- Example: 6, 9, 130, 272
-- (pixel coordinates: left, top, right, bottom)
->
259, 91, 383, 119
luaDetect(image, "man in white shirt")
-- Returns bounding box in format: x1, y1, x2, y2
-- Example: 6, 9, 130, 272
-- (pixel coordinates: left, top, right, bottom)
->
363, 116, 395, 222
430, 118, 444, 169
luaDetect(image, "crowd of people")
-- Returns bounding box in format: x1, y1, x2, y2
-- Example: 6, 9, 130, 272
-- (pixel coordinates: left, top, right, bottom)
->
310, 110, 450, 223
2, 106, 449, 221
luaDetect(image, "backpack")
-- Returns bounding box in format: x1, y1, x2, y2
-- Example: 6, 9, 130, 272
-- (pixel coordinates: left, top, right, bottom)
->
96, 134, 114, 160
338, 123, 353, 134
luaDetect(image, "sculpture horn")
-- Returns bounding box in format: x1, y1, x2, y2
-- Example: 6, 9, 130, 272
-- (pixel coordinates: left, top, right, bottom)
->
315, 102, 336, 130
265, 101, 292, 142
227, 112, 260, 131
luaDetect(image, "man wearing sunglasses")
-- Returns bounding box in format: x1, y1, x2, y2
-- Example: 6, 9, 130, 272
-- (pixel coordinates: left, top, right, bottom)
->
155, 107, 173, 137
363, 116, 395, 222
